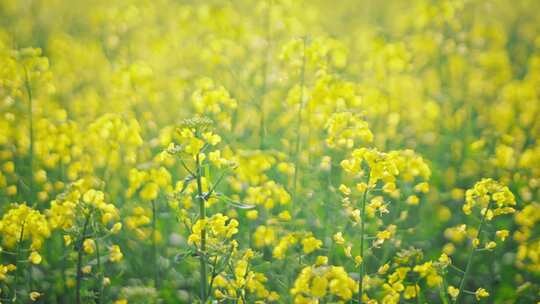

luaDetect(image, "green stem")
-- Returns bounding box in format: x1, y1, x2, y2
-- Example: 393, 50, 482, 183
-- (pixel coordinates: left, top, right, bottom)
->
12, 221, 25, 302
61, 237, 67, 300
258, 0, 272, 150
440, 272, 450, 304
94, 229, 103, 304
24, 68, 34, 206
292, 37, 307, 202
151, 199, 160, 289
358, 183, 370, 304
455, 200, 493, 303
195, 153, 208, 302
76, 212, 92, 304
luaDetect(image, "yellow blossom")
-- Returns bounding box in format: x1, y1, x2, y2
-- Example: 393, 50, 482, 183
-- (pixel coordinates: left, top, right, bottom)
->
29, 251, 42, 264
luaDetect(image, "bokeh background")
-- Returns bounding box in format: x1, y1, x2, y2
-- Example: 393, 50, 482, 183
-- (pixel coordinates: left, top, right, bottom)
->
1, 0, 539, 303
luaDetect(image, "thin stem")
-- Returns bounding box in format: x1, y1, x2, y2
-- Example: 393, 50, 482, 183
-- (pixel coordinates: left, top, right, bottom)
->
24, 68, 34, 206
207, 256, 220, 298
440, 270, 451, 304
358, 182, 370, 304
415, 278, 422, 304
258, 0, 272, 149
76, 212, 92, 304
61, 237, 67, 300
207, 170, 228, 198
455, 200, 493, 303
179, 158, 196, 177
292, 37, 307, 202
449, 264, 465, 274
94, 228, 103, 304
59, 161, 68, 300
12, 221, 26, 302
195, 153, 208, 303
151, 199, 160, 289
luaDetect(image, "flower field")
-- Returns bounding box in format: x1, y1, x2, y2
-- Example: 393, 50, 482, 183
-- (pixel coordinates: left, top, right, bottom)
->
1, 0, 540, 303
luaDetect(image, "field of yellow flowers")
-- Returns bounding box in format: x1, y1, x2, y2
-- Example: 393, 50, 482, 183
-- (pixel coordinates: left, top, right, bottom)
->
1, 0, 540, 303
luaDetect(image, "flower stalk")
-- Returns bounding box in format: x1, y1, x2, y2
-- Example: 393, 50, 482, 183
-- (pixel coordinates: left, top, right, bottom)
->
455, 199, 493, 303
12, 221, 26, 302
358, 179, 370, 304
292, 37, 307, 202
24, 68, 34, 205
195, 152, 208, 302
76, 212, 92, 304
151, 199, 160, 289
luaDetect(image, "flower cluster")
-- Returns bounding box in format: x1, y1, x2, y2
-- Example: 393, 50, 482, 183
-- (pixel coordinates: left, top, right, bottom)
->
187, 213, 239, 248
463, 178, 516, 218
291, 259, 357, 303
0, 203, 50, 250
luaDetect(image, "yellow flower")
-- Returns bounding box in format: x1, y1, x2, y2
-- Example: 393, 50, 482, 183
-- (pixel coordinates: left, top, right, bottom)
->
315, 256, 328, 266
202, 132, 221, 145
278, 211, 291, 221
2, 161, 15, 173
311, 276, 328, 298
404, 285, 419, 299
339, 184, 351, 196
485, 241, 497, 250
253, 225, 276, 247
0, 264, 16, 281
29, 291, 42, 301
6, 185, 17, 196
0, 204, 50, 250
109, 245, 123, 262
64, 235, 72, 246
82, 265, 92, 274
496, 230, 509, 241
302, 236, 322, 254
29, 251, 42, 264
354, 255, 363, 267
438, 253, 451, 267
448, 286, 459, 299
83, 239, 96, 255
378, 263, 390, 275
475, 288, 489, 300
111, 222, 123, 234
414, 182, 429, 193
325, 111, 373, 149
356, 182, 368, 193
188, 213, 239, 247
34, 170, 47, 184
333, 232, 345, 245
140, 182, 159, 201
320, 156, 332, 171
246, 210, 258, 220
463, 179, 515, 218
406, 195, 420, 205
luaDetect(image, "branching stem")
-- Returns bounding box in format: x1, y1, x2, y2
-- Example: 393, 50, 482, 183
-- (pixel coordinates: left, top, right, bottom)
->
76, 212, 92, 304
292, 37, 307, 202
455, 200, 493, 303
358, 179, 370, 304
195, 153, 208, 302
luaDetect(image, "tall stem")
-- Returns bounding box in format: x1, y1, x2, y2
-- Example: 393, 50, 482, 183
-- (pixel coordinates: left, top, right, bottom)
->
195, 153, 208, 302
258, 0, 272, 149
12, 221, 25, 301
151, 199, 160, 289
94, 231, 102, 304
455, 200, 493, 303
24, 69, 34, 205
76, 212, 92, 304
358, 182, 370, 304
292, 38, 307, 202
